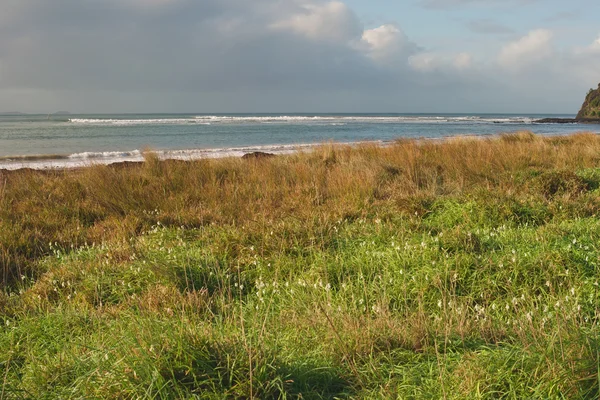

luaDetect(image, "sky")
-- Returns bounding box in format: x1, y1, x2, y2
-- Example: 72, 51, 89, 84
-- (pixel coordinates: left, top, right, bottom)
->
0, 0, 599, 114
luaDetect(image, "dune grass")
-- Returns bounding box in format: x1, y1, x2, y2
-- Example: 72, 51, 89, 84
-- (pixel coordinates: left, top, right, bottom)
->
1, 132, 600, 398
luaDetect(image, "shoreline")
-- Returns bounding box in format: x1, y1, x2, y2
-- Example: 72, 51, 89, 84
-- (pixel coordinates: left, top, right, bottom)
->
2, 131, 598, 173
3, 114, 597, 172
0, 140, 387, 172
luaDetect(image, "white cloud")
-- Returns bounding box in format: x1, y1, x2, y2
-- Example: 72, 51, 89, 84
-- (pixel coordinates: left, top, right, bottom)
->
453, 53, 473, 70
359, 24, 417, 65
498, 29, 553, 69
574, 35, 600, 55
408, 51, 473, 72
408, 53, 439, 72
270, 1, 362, 43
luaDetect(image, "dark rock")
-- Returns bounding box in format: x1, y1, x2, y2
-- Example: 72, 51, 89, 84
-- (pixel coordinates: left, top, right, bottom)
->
107, 161, 143, 169
534, 118, 577, 124
242, 152, 275, 160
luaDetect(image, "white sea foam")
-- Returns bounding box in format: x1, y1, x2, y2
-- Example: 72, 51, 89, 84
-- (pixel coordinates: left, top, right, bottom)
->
67, 150, 143, 159
0, 142, 382, 171
68, 115, 536, 126
68, 118, 199, 126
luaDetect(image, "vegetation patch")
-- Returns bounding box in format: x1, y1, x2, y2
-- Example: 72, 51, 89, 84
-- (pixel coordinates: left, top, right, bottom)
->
2, 132, 600, 398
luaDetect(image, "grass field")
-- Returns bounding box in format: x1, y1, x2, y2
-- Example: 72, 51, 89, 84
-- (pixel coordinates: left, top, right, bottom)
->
2, 131, 600, 398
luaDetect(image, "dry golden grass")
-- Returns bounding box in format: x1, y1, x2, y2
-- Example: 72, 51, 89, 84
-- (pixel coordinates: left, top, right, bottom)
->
3, 132, 600, 398
2, 131, 600, 287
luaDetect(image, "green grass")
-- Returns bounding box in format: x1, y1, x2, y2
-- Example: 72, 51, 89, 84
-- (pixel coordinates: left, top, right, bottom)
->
2, 133, 600, 398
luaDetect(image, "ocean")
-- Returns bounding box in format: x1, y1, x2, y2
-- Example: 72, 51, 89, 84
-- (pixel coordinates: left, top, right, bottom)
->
0, 113, 597, 170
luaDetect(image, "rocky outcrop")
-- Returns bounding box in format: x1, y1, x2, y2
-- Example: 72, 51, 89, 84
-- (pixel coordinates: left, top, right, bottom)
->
535, 83, 600, 124
535, 118, 577, 124
242, 151, 275, 160
576, 83, 600, 122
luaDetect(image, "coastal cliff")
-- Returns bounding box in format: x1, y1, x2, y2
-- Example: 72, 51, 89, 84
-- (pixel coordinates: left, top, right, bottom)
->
536, 83, 600, 124
576, 83, 600, 121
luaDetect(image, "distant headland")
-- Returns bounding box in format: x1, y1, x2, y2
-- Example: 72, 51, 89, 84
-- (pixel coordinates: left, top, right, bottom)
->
536, 83, 600, 124
0, 111, 72, 116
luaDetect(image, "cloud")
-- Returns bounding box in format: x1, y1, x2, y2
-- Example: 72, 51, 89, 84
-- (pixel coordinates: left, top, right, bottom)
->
0, 1, 369, 92
575, 36, 600, 54
408, 53, 439, 72
0, 0, 407, 112
270, 1, 362, 43
593, 36, 600, 51
466, 19, 514, 35
569, 36, 600, 85
498, 29, 553, 69
120, 0, 181, 7
420, 0, 537, 9
408, 52, 473, 72
453, 53, 473, 70
358, 24, 418, 65
0, 0, 598, 114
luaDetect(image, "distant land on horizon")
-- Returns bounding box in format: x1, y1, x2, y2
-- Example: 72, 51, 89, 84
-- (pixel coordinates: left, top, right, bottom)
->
0, 111, 72, 116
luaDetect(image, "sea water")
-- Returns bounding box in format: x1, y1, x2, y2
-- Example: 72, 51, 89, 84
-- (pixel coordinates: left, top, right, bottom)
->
0, 113, 596, 170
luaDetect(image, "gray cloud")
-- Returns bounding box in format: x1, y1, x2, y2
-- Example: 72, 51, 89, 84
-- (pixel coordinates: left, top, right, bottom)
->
0, 0, 422, 112
465, 19, 514, 35
0, 0, 596, 114
420, 0, 538, 9
0, 1, 395, 91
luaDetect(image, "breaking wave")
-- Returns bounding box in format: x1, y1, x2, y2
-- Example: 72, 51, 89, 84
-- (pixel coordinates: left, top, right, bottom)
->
0, 142, 380, 171
68, 115, 536, 126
